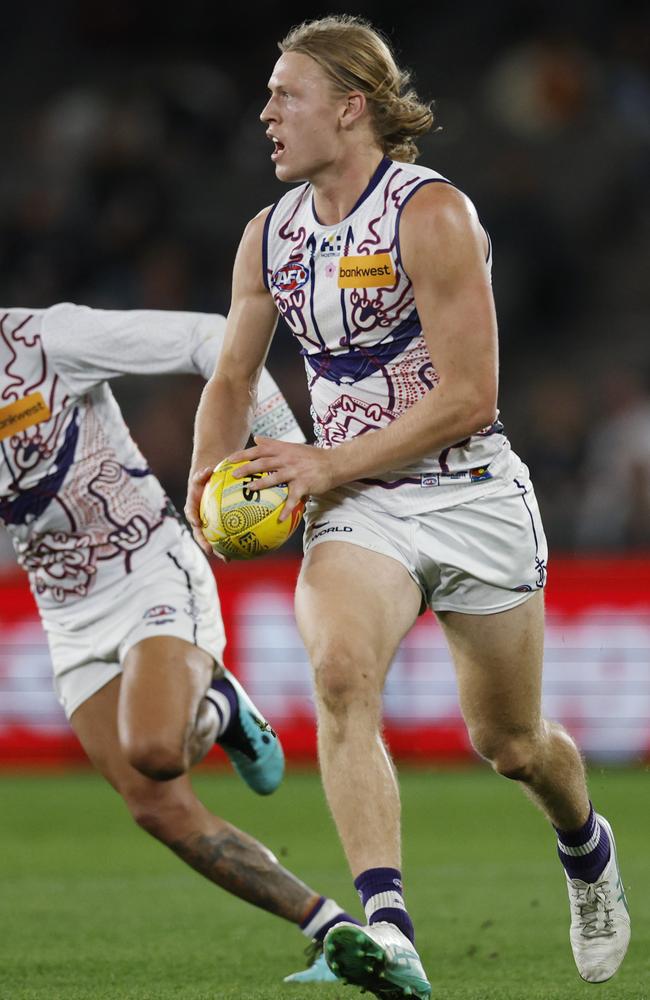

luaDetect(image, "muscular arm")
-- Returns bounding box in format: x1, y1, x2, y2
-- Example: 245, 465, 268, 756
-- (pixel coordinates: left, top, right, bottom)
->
185, 209, 280, 544
230, 184, 499, 516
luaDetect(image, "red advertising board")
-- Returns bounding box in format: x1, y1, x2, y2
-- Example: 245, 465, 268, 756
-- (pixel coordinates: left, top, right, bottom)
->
1, 557, 649, 765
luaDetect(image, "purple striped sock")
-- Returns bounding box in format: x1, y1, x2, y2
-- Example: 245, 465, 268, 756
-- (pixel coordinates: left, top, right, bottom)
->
555, 804, 611, 883
354, 867, 415, 944
206, 676, 239, 739
300, 896, 360, 942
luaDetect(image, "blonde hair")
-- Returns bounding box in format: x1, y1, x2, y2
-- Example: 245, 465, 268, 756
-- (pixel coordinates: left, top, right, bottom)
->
279, 15, 434, 163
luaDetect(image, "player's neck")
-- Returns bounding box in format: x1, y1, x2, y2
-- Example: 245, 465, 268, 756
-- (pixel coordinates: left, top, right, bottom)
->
311, 148, 385, 226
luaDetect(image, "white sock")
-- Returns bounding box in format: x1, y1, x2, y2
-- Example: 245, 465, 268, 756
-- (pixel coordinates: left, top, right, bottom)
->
205, 689, 231, 738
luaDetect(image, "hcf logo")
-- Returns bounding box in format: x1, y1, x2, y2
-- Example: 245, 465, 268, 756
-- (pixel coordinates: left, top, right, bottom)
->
272, 260, 309, 291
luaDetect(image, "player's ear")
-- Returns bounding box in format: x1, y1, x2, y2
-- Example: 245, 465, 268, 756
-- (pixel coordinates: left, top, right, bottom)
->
340, 91, 366, 129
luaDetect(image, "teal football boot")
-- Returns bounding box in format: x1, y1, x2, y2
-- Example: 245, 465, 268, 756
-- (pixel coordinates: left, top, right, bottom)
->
214, 668, 284, 795
284, 947, 339, 984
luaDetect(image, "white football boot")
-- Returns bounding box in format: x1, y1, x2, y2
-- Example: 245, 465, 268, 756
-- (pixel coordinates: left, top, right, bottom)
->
565, 815, 630, 983
324, 921, 431, 999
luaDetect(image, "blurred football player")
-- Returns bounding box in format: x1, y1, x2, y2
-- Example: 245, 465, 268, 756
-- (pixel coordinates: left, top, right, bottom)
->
186, 15, 630, 998
0, 302, 355, 983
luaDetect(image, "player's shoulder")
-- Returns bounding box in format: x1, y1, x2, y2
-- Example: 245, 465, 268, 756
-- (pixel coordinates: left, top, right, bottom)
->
241, 187, 307, 259
400, 175, 481, 243
247, 204, 274, 231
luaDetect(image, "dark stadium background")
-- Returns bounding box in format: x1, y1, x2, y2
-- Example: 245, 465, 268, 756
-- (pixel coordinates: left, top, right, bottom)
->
1, 0, 648, 551
0, 0, 648, 761
1, 5, 649, 999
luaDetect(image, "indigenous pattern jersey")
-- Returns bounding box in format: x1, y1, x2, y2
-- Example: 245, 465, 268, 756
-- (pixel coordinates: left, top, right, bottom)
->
0, 304, 303, 615
264, 156, 514, 514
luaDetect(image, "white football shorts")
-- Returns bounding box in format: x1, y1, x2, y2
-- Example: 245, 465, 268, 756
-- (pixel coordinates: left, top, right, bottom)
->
303, 461, 548, 615
43, 531, 226, 718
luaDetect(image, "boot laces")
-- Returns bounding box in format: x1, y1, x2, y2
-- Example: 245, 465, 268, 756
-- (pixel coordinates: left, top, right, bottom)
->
571, 879, 615, 938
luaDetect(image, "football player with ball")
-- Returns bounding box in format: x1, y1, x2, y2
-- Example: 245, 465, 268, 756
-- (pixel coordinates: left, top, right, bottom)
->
187, 15, 630, 999
0, 302, 360, 984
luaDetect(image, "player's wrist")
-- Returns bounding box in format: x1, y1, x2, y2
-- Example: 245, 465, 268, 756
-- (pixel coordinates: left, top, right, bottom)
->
324, 443, 352, 491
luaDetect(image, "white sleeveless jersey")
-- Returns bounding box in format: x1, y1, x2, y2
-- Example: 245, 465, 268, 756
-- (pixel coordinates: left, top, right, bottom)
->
0, 304, 303, 614
264, 156, 514, 514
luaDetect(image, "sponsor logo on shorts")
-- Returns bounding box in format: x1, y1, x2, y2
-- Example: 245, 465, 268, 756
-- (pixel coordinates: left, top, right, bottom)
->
0, 392, 51, 441
272, 261, 309, 292
337, 253, 396, 288
420, 466, 493, 487
420, 471, 469, 486
312, 524, 353, 541
144, 605, 177, 625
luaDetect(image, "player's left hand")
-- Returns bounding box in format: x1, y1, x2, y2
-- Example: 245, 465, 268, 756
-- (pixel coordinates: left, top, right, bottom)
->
227, 436, 336, 521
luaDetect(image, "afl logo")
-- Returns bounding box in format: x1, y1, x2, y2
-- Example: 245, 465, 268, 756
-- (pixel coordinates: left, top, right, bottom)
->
272, 261, 309, 292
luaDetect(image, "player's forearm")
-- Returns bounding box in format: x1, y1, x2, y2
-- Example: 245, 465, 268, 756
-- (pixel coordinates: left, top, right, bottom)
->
327, 382, 495, 486
190, 373, 255, 476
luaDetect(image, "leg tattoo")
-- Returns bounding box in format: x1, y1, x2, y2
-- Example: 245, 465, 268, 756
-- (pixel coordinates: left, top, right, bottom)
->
169, 822, 317, 922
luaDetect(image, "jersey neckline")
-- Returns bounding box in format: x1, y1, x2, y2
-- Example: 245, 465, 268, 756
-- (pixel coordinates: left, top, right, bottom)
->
310, 155, 393, 228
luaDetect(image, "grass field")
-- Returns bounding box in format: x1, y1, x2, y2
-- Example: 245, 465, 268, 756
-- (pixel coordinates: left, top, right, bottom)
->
0, 765, 648, 1000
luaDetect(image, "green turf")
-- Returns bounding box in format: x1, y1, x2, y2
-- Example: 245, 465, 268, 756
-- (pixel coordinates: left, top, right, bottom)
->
0, 766, 648, 999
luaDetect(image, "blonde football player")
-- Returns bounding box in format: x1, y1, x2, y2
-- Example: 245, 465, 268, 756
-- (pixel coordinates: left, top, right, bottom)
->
0, 303, 360, 983
186, 16, 630, 999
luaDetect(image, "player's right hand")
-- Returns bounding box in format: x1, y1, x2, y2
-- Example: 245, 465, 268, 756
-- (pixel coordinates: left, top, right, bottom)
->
185, 466, 220, 558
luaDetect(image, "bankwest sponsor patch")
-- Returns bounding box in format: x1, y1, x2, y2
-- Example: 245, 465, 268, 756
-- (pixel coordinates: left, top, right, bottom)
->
338, 253, 396, 288
0, 392, 50, 441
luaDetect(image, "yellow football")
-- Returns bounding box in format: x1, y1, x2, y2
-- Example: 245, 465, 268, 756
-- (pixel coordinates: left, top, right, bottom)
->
199, 458, 304, 560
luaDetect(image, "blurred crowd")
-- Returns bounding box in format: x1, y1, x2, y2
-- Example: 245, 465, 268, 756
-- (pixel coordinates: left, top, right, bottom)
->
0, 0, 648, 562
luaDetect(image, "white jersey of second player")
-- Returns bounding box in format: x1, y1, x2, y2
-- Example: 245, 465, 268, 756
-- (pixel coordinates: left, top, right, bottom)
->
0, 304, 303, 614
264, 156, 515, 515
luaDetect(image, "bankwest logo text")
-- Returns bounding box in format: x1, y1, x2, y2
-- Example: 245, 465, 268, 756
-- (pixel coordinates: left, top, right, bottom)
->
337, 253, 396, 289
0, 392, 51, 441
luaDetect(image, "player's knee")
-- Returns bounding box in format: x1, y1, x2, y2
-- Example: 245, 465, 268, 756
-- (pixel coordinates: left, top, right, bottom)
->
311, 645, 379, 714
123, 737, 188, 782
470, 727, 541, 782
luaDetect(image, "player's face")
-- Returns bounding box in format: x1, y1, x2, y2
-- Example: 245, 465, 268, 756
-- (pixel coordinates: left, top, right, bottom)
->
260, 53, 345, 183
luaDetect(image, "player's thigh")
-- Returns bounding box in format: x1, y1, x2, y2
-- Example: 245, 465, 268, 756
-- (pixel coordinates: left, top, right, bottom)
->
118, 636, 214, 752
295, 540, 422, 682
437, 590, 545, 739
70, 674, 195, 808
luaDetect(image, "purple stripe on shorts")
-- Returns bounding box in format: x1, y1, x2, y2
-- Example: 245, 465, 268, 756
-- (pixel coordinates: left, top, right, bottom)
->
359, 477, 421, 489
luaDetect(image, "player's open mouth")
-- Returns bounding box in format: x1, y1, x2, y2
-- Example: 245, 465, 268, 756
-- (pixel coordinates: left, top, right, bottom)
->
270, 137, 285, 161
